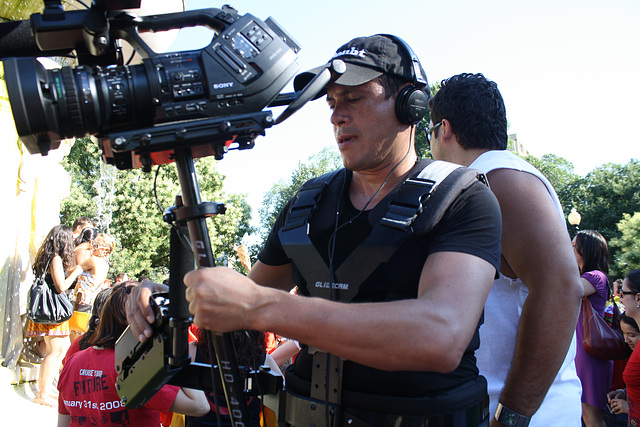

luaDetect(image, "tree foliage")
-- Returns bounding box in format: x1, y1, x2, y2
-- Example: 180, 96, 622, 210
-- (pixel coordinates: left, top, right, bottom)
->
512, 156, 639, 278
575, 161, 640, 236
61, 137, 252, 281
0, 1, 43, 21
256, 146, 341, 249
572, 160, 640, 277
513, 156, 639, 278
521, 153, 583, 216
610, 212, 640, 276
414, 83, 440, 159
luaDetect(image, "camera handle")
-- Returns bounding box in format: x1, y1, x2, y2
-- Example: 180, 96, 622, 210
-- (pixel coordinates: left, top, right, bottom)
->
171, 147, 251, 426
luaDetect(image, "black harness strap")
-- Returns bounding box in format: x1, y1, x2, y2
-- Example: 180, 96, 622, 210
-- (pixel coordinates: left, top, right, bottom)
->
332, 160, 467, 298
279, 169, 343, 296
280, 159, 484, 303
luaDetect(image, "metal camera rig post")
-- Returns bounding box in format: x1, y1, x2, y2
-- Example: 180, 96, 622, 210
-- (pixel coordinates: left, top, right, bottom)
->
0, 1, 344, 424
114, 148, 261, 424
113, 153, 285, 416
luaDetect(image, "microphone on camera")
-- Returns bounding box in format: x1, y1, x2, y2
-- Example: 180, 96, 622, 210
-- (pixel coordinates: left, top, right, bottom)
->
0, 21, 40, 58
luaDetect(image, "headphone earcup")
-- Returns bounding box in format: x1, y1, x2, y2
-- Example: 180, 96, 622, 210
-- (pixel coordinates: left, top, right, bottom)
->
395, 85, 429, 125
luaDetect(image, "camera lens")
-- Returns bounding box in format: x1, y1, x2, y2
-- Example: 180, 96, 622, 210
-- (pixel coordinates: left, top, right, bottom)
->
3, 57, 153, 155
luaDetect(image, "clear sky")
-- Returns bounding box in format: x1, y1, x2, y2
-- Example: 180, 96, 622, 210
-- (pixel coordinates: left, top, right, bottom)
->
163, 0, 639, 220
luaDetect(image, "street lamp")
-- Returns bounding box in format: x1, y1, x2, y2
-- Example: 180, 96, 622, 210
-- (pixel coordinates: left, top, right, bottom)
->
568, 208, 581, 235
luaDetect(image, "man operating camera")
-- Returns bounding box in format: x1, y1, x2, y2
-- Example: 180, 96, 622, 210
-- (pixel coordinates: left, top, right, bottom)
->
126, 34, 502, 426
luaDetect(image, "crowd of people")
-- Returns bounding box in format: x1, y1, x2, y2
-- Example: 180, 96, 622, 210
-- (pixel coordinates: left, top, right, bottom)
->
20, 33, 639, 427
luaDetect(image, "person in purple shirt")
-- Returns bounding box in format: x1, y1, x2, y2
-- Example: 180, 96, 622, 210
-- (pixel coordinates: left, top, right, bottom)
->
573, 229, 614, 427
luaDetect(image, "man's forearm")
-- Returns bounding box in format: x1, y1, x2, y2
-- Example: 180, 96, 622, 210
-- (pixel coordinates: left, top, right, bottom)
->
497, 285, 582, 415
258, 292, 472, 372
253, 252, 495, 372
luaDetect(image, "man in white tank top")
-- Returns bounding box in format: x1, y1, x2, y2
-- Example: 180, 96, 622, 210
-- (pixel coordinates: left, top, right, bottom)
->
427, 73, 583, 426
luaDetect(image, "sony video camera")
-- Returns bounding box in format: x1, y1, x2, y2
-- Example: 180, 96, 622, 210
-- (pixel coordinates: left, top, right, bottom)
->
0, 2, 343, 420
1, 0, 305, 170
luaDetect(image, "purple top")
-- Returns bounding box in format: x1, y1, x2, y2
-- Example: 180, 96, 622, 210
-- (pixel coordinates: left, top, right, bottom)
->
582, 270, 609, 316
575, 269, 613, 410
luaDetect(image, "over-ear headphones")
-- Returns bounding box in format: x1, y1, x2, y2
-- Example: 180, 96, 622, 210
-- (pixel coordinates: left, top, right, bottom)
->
377, 34, 429, 125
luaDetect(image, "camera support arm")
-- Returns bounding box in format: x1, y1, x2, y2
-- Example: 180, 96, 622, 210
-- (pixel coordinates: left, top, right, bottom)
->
275, 59, 346, 124
114, 147, 253, 424
172, 147, 251, 425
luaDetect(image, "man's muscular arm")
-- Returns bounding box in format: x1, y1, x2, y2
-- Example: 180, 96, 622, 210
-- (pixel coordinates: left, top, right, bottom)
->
128, 238, 497, 371
183, 250, 495, 372
486, 169, 583, 424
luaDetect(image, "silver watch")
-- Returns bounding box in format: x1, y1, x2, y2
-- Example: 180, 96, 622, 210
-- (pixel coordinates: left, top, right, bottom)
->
494, 403, 531, 427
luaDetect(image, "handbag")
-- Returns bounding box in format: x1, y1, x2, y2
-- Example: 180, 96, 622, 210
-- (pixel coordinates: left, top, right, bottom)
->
27, 260, 74, 325
581, 296, 631, 360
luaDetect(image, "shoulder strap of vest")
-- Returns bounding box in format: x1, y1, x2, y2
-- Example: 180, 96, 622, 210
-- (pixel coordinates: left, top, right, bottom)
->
381, 159, 487, 232
280, 160, 487, 302
332, 160, 484, 300
281, 168, 345, 233
277, 169, 346, 293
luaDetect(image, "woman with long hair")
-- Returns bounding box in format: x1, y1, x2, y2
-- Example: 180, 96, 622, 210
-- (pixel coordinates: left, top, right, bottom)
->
57, 283, 209, 426
573, 230, 614, 427
25, 224, 84, 407
63, 287, 113, 365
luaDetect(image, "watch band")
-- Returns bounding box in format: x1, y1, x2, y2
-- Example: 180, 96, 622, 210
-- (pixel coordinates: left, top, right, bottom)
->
494, 403, 531, 427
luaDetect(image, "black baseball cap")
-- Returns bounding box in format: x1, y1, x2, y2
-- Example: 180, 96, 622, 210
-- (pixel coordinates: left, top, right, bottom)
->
293, 34, 426, 94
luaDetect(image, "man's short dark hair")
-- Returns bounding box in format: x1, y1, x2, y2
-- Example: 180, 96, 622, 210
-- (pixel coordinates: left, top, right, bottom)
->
428, 73, 508, 150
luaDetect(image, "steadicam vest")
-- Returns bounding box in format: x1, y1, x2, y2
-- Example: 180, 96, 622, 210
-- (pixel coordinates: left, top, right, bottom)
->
277, 159, 492, 425
279, 158, 488, 303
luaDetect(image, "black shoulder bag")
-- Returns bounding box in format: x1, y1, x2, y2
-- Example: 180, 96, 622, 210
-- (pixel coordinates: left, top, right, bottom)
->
27, 259, 74, 325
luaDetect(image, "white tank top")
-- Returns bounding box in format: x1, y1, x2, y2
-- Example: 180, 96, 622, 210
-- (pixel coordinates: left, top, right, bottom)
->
470, 150, 582, 426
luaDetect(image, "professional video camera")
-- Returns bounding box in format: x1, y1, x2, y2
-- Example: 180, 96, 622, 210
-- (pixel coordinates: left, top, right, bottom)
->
1, 1, 345, 425
1, 0, 342, 170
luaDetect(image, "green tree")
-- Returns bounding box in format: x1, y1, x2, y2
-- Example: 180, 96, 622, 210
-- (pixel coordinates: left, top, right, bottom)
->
521, 153, 583, 217
515, 156, 640, 277
0, 1, 43, 21
257, 146, 341, 247
610, 212, 640, 277
414, 83, 440, 159
61, 137, 252, 281
575, 160, 640, 237
522, 154, 577, 193
571, 160, 640, 277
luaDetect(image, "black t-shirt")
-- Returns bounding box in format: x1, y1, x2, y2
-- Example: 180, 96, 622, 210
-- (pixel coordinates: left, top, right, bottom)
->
258, 164, 501, 402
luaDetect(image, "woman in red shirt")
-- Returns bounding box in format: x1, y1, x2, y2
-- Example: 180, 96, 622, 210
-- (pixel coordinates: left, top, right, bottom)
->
57, 283, 209, 426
